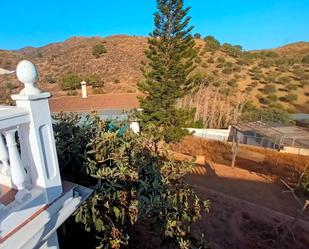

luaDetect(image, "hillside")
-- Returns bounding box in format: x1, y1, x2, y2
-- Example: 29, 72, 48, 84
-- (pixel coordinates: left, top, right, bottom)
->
0, 35, 308, 112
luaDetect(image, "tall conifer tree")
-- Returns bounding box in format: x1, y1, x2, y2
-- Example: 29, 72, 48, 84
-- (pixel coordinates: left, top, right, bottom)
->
138, 0, 197, 142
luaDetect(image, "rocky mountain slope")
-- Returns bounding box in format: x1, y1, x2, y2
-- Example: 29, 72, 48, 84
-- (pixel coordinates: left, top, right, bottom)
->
0, 35, 308, 111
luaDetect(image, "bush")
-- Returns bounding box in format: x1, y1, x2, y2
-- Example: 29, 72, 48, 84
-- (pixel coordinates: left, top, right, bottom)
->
277, 76, 291, 84
227, 78, 238, 87
241, 103, 292, 124
302, 55, 309, 64
259, 59, 274, 68
85, 74, 104, 88
59, 74, 81, 90
250, 81, 259, 88
201, 62, 208, 68
222, 67, 233, 74
53, 113, 210, 248
284, 93, 298, 102
245, 86, 253, 93
204, 35, 220, 51
277, 64, 289, 72
195, 56, 202, 64
234, 65, 242, 73
192, 119, 204, 128
207, 57, 214, 63
259, 96, 271, 105
193, 33, 201, 39
264, 84, 277, 94
92, 43, 107, 58
221, 43, 243, 58
217, 57, 225, 63
267, 93, 278, 102
45, 74, 56, 84
92, 88, 103, 94
285, 83, 298, 91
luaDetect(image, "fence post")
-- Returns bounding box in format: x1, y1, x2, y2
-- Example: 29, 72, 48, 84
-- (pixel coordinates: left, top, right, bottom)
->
11, 60, 63, 204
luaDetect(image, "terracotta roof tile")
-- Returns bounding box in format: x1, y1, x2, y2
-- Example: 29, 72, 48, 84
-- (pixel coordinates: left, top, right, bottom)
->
49, 93, 140, 113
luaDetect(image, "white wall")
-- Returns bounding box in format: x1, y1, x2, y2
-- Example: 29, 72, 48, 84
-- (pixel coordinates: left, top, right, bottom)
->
187, 127, 231, 141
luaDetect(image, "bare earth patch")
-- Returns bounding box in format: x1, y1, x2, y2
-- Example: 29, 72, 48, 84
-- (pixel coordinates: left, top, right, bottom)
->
171, 136, 309, 248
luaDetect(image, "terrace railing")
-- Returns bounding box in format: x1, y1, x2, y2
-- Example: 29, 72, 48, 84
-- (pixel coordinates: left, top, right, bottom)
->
0, 60, 62, 239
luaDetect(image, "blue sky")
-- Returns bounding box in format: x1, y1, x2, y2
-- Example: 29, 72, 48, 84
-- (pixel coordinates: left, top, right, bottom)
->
0, 0, 308, 50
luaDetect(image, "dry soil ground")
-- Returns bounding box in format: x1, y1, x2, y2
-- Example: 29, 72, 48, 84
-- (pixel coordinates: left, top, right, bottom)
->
171, 136, 309, 249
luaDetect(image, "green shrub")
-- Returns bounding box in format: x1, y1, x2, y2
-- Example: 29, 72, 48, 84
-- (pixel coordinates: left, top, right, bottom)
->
194, 33, 201, 39
201, 62, 208, 68
302, 55, 309, 64
259, 59, 274, 68
59, 74, 81, 90
245, 86, 253, 93
250, 81, 259, 88
195, 56, 202, 64
259, 96, 271, 105
222, 67, 233, 74
264, 84, 277, 94
207, 57, 214, 63
92, 43, 107, 58
92, 88, 103, 94
204, 35, 220, 51
236, 58, 250, 66
227, 78, 238, 87
234, 65, 242, 73
267, 93, 278, 102
241, 103, 291, 124
85, 74, 104, 88
45, 74, 56, 84
284, 93, 298, 102
234, 73, 241, 79
53, 113, 210, 248
285, 83, 298, 91
221, 43, 243, 57
277, 76, 291, 84
217, 57, 225, 63
192, 119, 204, 128
277, 64, 289, 72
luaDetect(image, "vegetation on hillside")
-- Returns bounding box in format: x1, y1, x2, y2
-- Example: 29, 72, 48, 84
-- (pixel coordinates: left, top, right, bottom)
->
0, 37, 308, 113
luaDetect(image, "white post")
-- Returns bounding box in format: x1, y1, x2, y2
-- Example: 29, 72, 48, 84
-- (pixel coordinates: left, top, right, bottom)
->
129, 121, 140, 133
81, 80, 87, 98
11, 60, 63, 204
5, 129, 28, 190
0, 134, 10, 175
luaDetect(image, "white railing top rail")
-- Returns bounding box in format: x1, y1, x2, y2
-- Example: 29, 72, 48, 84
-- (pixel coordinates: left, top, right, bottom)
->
0, 106, 30, 130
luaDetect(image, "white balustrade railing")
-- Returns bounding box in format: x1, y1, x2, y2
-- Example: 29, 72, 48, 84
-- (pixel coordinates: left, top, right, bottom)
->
0, 134, 10, 176
0, 60, 63, 238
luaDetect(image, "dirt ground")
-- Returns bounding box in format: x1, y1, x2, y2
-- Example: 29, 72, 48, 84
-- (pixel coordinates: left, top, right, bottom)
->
171, 136, 309, 249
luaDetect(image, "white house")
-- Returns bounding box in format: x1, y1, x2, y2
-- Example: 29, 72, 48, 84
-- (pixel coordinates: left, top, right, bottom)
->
0, 61, 92, 249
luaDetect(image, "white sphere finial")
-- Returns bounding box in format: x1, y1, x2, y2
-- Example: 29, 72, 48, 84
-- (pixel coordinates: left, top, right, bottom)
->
16, 60, 41, 95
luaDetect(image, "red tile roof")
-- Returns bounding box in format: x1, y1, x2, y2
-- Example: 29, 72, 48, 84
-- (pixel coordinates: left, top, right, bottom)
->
49, 93, 140, 113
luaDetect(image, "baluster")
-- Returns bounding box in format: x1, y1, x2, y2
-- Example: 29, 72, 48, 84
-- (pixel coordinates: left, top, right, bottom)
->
0, 134, 10, 175
5, 129, 28, 190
